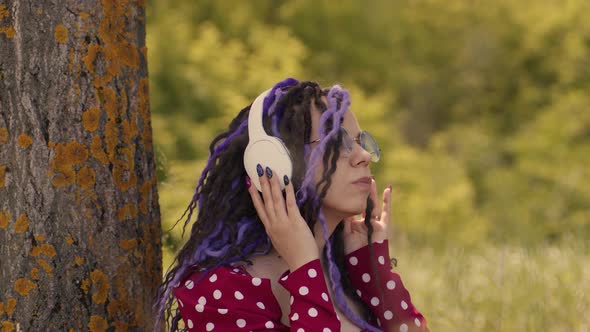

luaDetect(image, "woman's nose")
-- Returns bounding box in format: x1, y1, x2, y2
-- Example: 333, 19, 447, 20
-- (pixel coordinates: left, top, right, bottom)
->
351, 143, 372, 166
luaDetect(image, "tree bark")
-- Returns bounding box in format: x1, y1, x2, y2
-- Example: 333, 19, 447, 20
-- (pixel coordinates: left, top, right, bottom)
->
0, 1, 162, 331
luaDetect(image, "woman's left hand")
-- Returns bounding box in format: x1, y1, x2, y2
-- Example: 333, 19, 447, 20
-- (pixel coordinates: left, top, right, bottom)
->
342, 179, 392, 255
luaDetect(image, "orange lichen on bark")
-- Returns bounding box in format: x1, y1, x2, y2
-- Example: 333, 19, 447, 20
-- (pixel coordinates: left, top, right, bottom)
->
0, 26, 15, 39
0, 5, 9, 20
54, 24, 68, 44
49, 141, 89, 188
80, 278, 90, 294
138, 179, 154, 215
119, 239, 137, 250
17, 134, 32, 149
82, 107, 101, 132
0, 127, 7, 144
33, 234, 46, 242
113, 165, 137, 192
30, 243, 57, 258
88, 315, 108, 332
14, 278, 37, 296
66, 234, 74, 245
90, 135, 109, 165
112, 321, 129, 332
117, 203, 138, 221
64, 141, 89, 165
80, 12, 90, 19
77, 166, 96, 188
90, 269, 110, 304
5, 298, 16, 316
30, 267, 40, 280
0, 165, 6, 188
0, 210, 10, 228
120, 120, 137, 143
37, 9, 43, 15
1, 321, 15, 332
14, 214, 29, 233
75, 256, 85, 265
36, 259, 53, 275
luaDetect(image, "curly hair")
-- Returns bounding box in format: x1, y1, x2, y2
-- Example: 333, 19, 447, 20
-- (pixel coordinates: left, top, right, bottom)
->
154, 78, 382, 331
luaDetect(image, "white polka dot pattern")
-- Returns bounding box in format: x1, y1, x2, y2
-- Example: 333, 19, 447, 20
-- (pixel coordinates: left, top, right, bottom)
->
172, 241, 427, 332
370, 297, 380, 306
299, 286, 309, 295
252, 277, 261, 286
184, 280, 194, 289
308, 308, 318, 317
401, 300, 408, 310
384, 310, 393, 320
343, 239, 429, 331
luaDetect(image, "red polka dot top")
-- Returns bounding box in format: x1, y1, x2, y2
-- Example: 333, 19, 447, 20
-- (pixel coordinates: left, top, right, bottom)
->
173, 240, 429, 331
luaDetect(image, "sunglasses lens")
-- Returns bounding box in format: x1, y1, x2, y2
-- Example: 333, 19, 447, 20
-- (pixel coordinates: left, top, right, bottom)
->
360, 131, 380, 162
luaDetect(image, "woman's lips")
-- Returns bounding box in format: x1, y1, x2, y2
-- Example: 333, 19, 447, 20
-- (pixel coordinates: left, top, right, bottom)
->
352, 176, 372, 189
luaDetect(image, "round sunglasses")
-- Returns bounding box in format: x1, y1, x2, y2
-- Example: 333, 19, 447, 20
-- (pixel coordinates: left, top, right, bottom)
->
306, 128, 381, 162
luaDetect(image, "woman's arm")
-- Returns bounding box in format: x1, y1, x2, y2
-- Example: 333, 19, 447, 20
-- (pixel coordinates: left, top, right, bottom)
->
345, 240, 429, 332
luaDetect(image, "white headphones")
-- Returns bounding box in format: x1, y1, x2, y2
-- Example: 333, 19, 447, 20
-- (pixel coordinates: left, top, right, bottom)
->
243, 89, 293, 191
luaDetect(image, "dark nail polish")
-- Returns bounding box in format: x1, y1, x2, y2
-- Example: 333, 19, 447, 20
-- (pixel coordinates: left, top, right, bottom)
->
283, 175, 290, 186
256, 164, 263, 177
245, 176, 251, 188
265, 167, 273, 178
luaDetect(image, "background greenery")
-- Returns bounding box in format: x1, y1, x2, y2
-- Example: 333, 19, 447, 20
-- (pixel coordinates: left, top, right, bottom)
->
147, 0, 590, 330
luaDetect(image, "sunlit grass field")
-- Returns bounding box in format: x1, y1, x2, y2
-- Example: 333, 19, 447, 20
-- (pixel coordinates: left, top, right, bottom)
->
159, 161, 590, 331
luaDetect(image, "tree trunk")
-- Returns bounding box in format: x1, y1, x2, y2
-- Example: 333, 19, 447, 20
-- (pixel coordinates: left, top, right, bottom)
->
0, 1, 162, 331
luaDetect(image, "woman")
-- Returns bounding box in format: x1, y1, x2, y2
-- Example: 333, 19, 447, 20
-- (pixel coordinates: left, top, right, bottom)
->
155, 78, 429, 332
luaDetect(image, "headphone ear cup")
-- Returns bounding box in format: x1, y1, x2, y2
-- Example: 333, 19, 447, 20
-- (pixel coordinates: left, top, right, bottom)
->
244, 137, 292, 192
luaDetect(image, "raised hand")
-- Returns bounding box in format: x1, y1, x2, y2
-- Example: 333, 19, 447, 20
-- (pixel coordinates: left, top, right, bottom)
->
246, 164, 320, 271
342, 178, 392, 255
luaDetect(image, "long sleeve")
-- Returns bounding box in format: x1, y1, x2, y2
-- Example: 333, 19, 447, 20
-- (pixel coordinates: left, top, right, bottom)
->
278, 259, 341, 331
173, 260, 341, 331
345, 241, 429, 332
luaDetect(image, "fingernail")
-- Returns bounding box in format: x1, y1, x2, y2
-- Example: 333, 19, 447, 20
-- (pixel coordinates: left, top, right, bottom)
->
245, 176, 251, 188
283, 175, 290, 186
256, 164, 264, 177
265, 166, 273, 178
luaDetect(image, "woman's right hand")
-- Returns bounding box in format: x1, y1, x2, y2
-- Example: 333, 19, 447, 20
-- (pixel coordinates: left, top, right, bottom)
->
246, 164, 320, 271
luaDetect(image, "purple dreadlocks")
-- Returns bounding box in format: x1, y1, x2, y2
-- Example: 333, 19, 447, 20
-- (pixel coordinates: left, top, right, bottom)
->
154, 78, 382, 332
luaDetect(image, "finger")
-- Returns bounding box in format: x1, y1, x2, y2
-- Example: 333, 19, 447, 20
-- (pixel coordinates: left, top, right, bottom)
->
369, 179, 382, 219
270, 169, 288, 221
247, 176, 270, 226
259, 165, 277, 223
381, 185, 392, 223
283, 175, 299, 221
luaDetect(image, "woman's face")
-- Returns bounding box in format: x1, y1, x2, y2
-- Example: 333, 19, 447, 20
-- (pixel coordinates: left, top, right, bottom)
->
308, 99, 374, 220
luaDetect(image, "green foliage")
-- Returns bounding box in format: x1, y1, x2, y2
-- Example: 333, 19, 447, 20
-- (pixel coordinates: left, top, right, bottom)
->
148, 0, 590, 328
